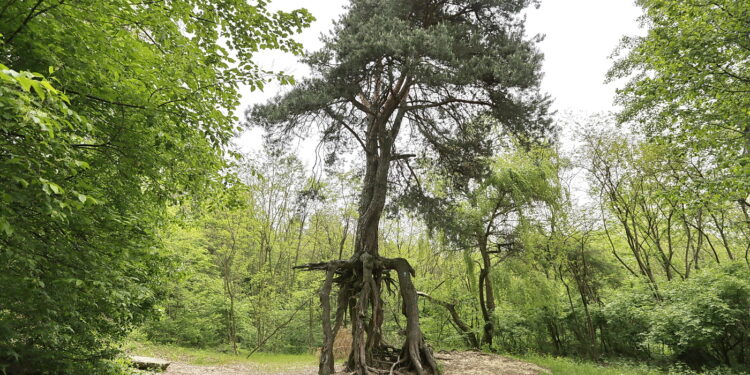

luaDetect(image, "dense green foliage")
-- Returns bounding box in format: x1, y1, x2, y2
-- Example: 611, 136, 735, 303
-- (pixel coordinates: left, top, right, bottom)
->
142, 151, 336, 353
610, 0, 750, 206
145, 136, 750, 373
0, 0, 311, 373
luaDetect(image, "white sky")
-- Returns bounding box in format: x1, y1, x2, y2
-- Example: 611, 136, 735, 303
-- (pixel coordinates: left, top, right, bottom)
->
234, 0, 645, 165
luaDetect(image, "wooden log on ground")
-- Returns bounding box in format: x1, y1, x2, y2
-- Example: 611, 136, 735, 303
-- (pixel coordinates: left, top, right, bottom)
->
129, 356, 170, 371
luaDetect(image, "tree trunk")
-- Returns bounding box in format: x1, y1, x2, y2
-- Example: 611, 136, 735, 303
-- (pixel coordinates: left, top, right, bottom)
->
478, 239, 496, 348
296, 138, 438, 374
293, 72, 437, 374
223, 269, 238, 355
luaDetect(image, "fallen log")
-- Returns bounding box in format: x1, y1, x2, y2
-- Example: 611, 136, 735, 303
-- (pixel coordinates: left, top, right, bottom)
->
129, 355, 170, 371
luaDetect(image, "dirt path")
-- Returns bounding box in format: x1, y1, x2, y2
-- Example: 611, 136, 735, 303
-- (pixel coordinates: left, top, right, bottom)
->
161, 351, 549, 375
436, 351, 550, 375
164, 362, 324, 375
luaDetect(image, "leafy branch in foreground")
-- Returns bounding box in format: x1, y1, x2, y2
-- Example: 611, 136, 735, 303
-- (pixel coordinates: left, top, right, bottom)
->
0, 1, 312, 373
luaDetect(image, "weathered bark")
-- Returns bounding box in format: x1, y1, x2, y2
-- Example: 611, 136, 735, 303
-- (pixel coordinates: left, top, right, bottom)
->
318, 265, 337, 375
383, 258, 439, 375
297, 255, 439, 375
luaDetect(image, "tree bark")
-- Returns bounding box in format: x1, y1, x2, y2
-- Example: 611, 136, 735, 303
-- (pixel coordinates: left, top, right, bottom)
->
297, 255, 439, 374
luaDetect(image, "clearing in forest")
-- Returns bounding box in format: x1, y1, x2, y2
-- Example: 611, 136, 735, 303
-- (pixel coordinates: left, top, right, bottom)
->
160, 351, 549, 375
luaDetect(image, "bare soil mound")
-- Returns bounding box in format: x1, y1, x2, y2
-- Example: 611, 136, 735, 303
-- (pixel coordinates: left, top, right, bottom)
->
436, 351, 550, 375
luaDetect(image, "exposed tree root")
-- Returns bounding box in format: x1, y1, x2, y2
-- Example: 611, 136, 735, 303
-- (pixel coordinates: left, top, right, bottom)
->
296, 255, 440, 375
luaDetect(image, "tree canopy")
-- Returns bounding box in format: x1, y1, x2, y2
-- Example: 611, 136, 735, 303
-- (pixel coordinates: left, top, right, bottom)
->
610, 0, 750, 207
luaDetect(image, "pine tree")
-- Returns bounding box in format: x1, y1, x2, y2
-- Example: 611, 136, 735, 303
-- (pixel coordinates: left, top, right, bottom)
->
249, 1, 550, 373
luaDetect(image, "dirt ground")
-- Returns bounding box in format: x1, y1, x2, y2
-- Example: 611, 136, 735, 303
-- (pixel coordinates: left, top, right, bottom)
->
163, 362, 316, 375
435, 351, 550, 375
162, 351, 550, 375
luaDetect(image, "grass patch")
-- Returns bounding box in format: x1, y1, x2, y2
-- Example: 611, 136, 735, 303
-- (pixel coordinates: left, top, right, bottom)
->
514, 354, 749, 375
514, 353, 662, 375
122, 341, 317, 371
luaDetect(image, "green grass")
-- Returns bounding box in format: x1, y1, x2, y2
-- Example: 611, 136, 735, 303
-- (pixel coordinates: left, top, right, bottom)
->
514, 354, 749, 375
515, 354, 663, 375
122, 341, 317, 371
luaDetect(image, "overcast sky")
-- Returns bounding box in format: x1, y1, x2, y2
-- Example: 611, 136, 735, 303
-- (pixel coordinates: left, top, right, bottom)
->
234, 0, 645, 162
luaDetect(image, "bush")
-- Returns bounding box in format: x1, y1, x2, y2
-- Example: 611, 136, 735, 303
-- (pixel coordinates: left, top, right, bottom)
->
596, 283, 655, 359
648, 263, 750, 368
600, 263, 750, 369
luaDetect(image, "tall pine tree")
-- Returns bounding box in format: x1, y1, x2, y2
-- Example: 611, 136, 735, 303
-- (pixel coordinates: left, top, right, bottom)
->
249, 1, 551, 373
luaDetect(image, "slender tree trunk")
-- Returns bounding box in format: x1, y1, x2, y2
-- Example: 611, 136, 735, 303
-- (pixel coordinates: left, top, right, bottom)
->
308, 297, 314, 351
338, 215, 351, 260
293, 212, 308, 267
417, 292, 479, 348
710, 211, 734, 260
222, 263, 238, 355
478, 238, 496, 348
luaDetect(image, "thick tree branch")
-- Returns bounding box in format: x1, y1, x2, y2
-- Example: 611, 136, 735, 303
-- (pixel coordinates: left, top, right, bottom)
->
350, 96, 375, 115
406, 97, 493, 110
391, 153, 416, 161
67, 90, 147, 109
323, 107, 370, 154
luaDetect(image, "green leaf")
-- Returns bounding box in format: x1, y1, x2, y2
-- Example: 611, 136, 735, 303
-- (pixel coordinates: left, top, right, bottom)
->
12, 177, 29, 188
48, 182, 63, 195
40, 80, 58, 94
31, 81, 46, 100
16, 76, 33, 92
74, 160, 90, 169
0, 218, 13, 236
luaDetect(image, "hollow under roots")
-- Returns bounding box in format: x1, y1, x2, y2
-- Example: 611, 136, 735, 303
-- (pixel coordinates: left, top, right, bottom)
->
296, 254, 440, 375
